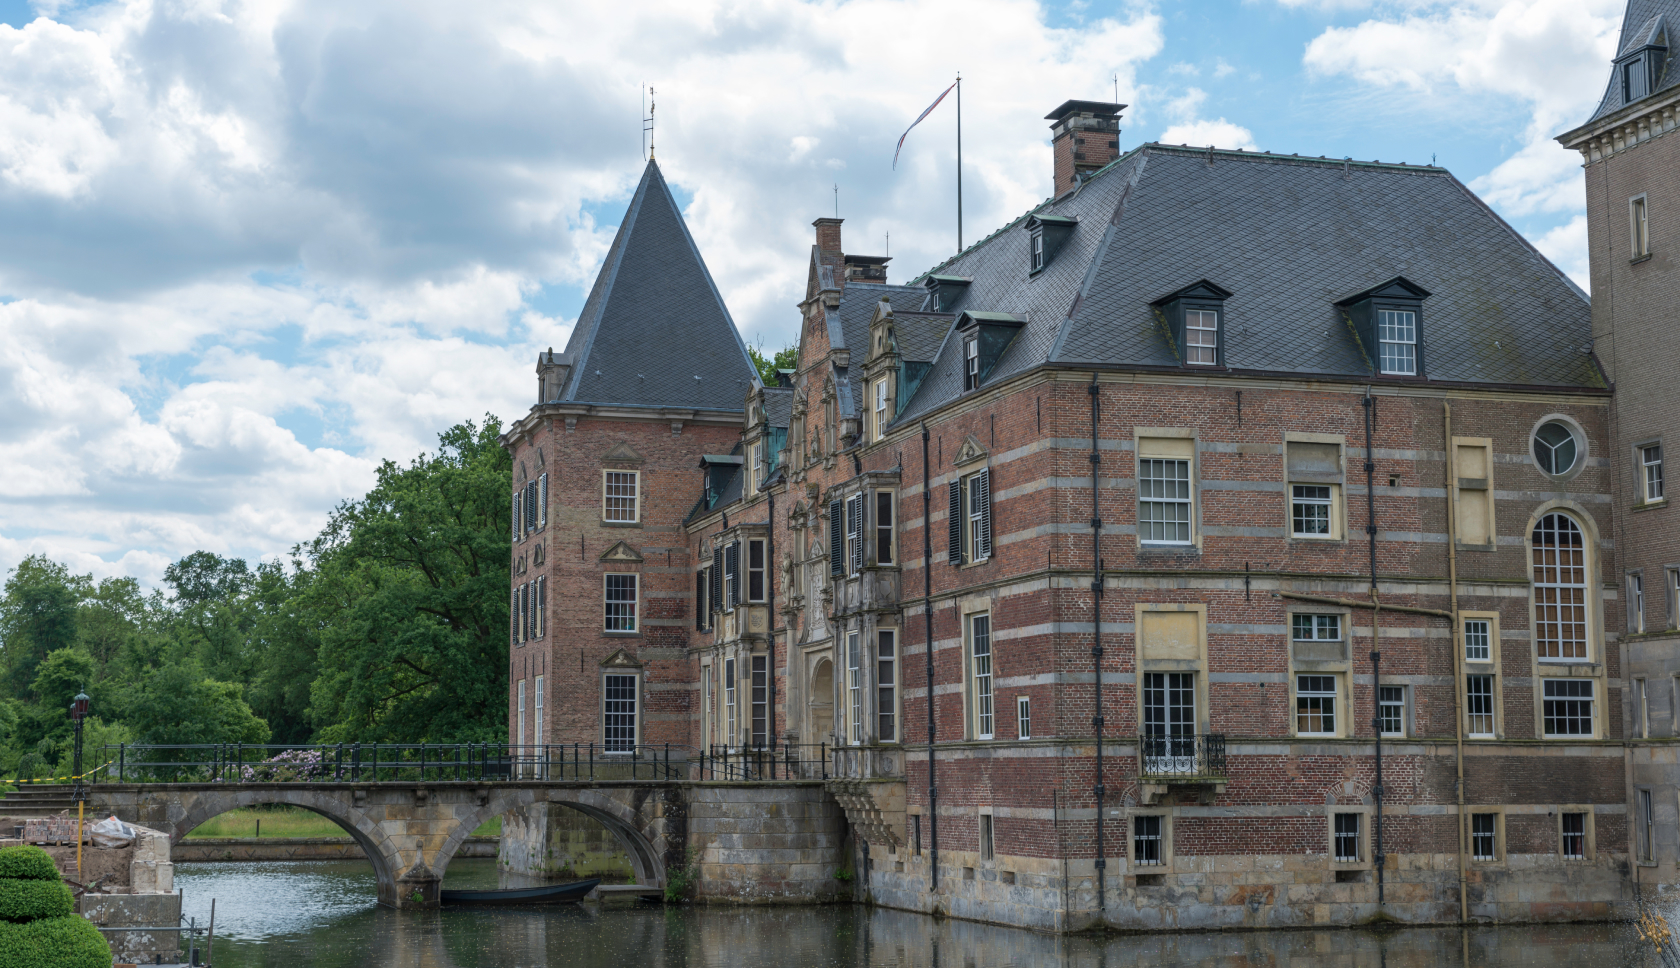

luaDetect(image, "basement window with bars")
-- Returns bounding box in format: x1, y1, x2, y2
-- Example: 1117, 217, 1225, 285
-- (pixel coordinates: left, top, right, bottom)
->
1472, 814, 1498, 862
1134, 815, 1163, 867
1333, 813, 1362, 863
1561, 812, 1587, 860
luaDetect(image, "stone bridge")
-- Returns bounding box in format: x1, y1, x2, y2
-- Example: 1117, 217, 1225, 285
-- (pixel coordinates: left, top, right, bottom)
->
90, 780, 849, 908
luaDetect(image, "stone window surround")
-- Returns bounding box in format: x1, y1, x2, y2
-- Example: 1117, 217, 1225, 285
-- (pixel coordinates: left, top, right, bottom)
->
1468, 808, 1506, 866
601, 468, 642, 526
1522, 501, 1607, 741
1327, 805, 1373, 871
1460, 609, 1504, 740
1127, 809, 1174, 874
1284, 603, 1350, 740
1527, 414, 1590, 485
1634, 436, 1666, 508
1282, 431, 1347, 544
1635, 787, 1658, 866
1134, 428, 1200, 551
1556, 806, 1596, 862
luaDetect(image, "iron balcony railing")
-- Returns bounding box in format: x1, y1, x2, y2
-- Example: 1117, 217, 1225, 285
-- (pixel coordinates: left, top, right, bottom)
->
93, 742, 833, 785
1137, 733, 1228, 780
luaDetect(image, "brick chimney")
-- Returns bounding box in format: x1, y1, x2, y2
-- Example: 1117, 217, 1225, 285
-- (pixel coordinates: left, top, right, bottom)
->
813, 217, 843, 265
1046, 100, 1125, 197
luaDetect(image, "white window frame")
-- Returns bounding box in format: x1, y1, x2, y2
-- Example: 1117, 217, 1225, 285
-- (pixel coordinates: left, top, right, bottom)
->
747, 538, 766, 603
964, 337, 980, 391
1378, 684, 1407, 738
604, 573, 638, 633
1376, 309, 1417, 375
748, 441, 763, 497
750, 654, 768, 750
876, 490, 895, 566
1466, 673, 1496, 738
1471, 812, 1500, 863
1295, 674, 1339, 737
1292, 614, 1341, 643
1632, 572, 1647, 634
724, 657, 737, 750
1533, 512, 1590, 662
1184, 308, 1218, 365
969, 612, 994, 740
966, 474, 987, 561
1290, 484, 1334, 538
877, 629, 897, 744
534, 674, 544, 750
846, 630, 863, 746
604, 470, 640, 523
1138, 457, 1193, 545
516, 678, 527, 750
1632, 194, 1651, 257
603, 672, 639, 752
1463, 618, 1491, 662
873, 378, 889, 442
1017, 696, 1031, 740
1636, 677, 1650, 739
1031, 233, 1045, 271
1644, 443, 1665, 502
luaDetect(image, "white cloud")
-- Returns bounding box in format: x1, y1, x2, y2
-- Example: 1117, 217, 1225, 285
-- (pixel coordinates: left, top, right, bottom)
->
1156, 87, 1259, 150
0, 0, 1165, 584
1299, 0, 1622, 286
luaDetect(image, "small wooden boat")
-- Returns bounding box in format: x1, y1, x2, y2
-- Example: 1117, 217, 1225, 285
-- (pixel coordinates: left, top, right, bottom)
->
440, 877, 602, 906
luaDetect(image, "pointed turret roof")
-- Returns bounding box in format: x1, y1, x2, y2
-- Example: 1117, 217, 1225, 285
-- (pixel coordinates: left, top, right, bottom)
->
557, 160, 760, 411
1583, 0, 1680, 124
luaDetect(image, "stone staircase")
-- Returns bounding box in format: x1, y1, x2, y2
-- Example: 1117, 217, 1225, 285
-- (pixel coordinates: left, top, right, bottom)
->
0, 784, 80, 820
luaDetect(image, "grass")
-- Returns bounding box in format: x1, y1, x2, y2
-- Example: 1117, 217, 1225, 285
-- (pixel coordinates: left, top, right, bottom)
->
184, 807, 502, 839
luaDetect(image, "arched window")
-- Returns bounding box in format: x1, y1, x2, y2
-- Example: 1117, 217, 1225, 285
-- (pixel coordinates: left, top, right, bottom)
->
1532, 513, 1589, 661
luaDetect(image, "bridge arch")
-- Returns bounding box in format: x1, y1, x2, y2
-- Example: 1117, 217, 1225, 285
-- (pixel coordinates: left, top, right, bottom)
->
168, 789, 408, 906
432, 789, 666, 889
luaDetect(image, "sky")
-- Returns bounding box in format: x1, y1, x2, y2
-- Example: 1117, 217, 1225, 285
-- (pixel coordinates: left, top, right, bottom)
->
0, 0, 1626, 587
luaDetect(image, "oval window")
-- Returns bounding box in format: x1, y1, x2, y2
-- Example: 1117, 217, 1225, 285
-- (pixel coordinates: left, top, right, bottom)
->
1533, 421, 1578, 475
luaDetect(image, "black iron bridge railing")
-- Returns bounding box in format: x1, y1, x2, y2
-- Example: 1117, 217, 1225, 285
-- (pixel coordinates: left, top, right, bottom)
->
94, 742, 833, 785
1137, 733, 1228, 780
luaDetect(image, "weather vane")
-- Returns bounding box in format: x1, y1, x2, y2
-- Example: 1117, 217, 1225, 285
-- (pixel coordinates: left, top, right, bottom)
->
643, 85, 656, 161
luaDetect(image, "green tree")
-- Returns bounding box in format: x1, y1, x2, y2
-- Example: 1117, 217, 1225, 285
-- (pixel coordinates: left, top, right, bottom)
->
747, 341, 798, 386
244, 559, 321, 745
125, 659, 268, 746
306, 417, 510, 743
0, 557, 84, 701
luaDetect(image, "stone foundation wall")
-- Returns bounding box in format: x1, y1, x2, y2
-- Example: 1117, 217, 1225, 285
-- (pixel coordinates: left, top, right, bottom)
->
687, 783, 847, 903
79, 892, 182, 964
864, 843, 1633, 932
499, 803, 637, 881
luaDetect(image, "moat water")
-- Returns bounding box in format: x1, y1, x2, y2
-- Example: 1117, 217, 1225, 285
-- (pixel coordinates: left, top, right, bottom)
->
174, 859, 1658, 967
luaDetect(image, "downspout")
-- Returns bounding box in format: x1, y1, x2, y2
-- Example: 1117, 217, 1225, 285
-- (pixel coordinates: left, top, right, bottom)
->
1089, 374, 1106, 911
1363, 388, 1384, 906
768, 491, 778, 754
921, 422, 939, 895
1445, 401, 1468, 923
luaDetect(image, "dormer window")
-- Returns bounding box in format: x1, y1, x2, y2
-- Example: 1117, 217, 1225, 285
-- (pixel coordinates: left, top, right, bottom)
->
1151, 279, 1231, 368
925, 275, 972, 313
1336, 276, 1430, 380
964, 338, 980, 390
1617, 22, 1668, 105
956, 311, 1026, 393
1026, 215, 1077, 275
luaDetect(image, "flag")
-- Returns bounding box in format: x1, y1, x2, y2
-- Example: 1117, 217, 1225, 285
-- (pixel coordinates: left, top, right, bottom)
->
893, 81, 958, 170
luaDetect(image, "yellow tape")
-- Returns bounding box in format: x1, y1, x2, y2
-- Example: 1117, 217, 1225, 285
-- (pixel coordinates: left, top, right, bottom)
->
13, 761, 113, 785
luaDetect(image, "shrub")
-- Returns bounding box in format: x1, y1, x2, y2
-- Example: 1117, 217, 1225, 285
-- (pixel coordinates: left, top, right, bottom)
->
0, 848, 56, 882
0, 880, 71, 922
0, 915, 111, 968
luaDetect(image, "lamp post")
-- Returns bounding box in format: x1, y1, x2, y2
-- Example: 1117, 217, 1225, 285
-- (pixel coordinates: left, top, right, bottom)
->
69, 690, 89, 878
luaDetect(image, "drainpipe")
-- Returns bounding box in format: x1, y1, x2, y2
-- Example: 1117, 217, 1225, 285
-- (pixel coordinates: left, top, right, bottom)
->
1445, 401, 1468, 923
768, 491, 777, 756
1089, 374, 1106, 911
921, 422, 939, 894
1363, 388, 1384, 906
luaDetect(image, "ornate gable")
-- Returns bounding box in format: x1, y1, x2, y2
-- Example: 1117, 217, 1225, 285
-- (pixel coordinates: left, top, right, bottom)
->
953, 434, 989, 467
599, 540, 645, 563
599, 648, 644, 669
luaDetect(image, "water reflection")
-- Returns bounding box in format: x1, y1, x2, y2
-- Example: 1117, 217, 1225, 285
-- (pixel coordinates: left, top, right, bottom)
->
175, 861, 1652, 968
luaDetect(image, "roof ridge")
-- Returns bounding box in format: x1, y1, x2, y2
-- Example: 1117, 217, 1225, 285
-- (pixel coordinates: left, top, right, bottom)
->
1142, 142, 1448, 174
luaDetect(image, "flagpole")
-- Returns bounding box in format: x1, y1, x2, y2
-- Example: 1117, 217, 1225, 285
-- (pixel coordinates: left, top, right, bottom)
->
956, 73, 963, 252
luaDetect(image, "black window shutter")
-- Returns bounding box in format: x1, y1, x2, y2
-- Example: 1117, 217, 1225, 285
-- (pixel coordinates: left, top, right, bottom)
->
711, 548, 723, 613
539, 473, 548, 527
526, 483, 538, 532
519, 583, 529, 641
829, 500, 844, 576
537, 576, 546, 638
695, 570, 706, 630
513, 494, 521, 538
726, 542, 740, 608
948, 480, 963, 565
512, 590, 519, 644
977, 468, 993, 560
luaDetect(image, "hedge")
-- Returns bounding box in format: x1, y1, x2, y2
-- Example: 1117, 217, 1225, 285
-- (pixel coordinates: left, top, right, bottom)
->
0, 849, 57, 883
0, 880, 70, 923
0, 916, 110, 968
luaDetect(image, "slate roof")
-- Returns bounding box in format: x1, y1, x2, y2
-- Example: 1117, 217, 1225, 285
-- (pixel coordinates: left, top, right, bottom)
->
1586, 0, 1680, 123
890, 311, 954, 363
557, 160, 760, 411
831, 282, 929, 414
894, 144, 1597, 425
763, 387, 794, 429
